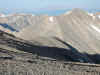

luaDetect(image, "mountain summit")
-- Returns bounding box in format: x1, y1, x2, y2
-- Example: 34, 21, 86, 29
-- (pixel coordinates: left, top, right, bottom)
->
0, 9, 100, 74
0, 9, 100, 63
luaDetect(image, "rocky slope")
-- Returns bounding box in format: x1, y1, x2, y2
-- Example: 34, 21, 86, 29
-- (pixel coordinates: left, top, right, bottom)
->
0, 8, 100, 74
0, 29, 100, 75
14, 9, 100, 56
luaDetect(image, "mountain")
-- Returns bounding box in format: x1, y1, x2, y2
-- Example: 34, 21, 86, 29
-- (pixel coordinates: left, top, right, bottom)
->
0, 28, 100, 74
12, 8, 100, 55
0, 8, 100, 56
0, 24, 100, 74
0, 8, 100, 74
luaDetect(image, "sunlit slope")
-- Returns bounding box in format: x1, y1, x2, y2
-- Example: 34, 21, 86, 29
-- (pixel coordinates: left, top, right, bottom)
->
15, 9, 100, 55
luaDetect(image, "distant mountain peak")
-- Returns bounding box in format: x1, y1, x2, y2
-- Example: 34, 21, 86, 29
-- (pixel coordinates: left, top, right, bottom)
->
63, 8, 87, 16
72, 8, 85, 12
71, 8, 87, 15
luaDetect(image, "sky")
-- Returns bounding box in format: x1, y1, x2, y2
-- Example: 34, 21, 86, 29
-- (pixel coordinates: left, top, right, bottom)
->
0, 0, 100, 10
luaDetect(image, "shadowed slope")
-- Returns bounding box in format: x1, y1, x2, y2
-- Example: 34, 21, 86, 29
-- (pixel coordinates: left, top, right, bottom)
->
0, 30, 97, 63
0, 23, 17, 31
0, 30, 100, 74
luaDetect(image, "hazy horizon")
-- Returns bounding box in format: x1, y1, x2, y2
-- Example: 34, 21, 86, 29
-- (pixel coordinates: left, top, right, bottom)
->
0, 0, 100, 10
0, 0, 100, 16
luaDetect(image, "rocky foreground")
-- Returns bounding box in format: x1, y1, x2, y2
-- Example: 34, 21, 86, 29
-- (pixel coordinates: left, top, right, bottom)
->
0, 30, 99, 75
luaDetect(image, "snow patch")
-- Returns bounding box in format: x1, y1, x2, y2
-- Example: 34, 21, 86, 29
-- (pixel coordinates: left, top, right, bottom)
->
49, 16, 54, 22
0, 14, 6, 18
0, 14, 13, 17
32, 14, 35, 16
98, 15, 100, 19
88, 13, 93, 16
88, 13, 95, 20
65, 11, 72, 15
91, 25, 100, 33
